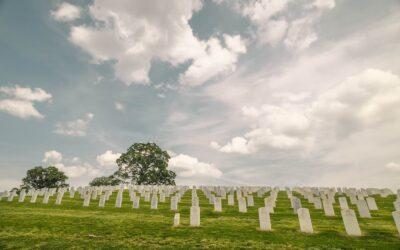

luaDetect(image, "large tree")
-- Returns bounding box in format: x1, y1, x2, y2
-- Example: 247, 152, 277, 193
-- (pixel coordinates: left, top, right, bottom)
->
22, 166, 69, 189
114, 142, 176, 185
89, 175, 121, 186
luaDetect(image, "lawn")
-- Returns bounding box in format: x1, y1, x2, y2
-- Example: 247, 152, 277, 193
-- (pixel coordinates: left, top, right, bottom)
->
0, 190, 399, 249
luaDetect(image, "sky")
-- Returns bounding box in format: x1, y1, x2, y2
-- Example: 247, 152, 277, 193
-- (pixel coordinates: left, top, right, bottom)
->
0, 0, 400, 190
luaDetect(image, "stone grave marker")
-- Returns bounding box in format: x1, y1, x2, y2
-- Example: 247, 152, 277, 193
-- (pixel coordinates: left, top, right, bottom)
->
258, 207, 272, 231
238, 197, 247, 213
214, 197, 222, 212
190, 206, 200, 227
297, 208, 313, 233
228, 195, 234, 206
356, 200, 371, 218
393, 211, 400, 236
339, 197, 349, 210
173, 213, 180, 227
132, 196, 140, 209
151, 195, 158, 209
322, 198, 335, 216
341, 209, 362, 236
366, 197, 378, 210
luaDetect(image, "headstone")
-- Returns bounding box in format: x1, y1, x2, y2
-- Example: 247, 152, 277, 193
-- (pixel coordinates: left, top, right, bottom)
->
228, 195, 234, 206
192, 196, 199, 207
297, 208, 313, 233
214, 197, 222, 212
393, 211, 400, 236
313, 197, 322, 209
247, 195, 254, 206
132, 196, 140, 209
69, 187, 75, 198
258, 207, 272, 231
356, 200, 371, 218
145, 192, 150, 202
170, 196, 178, 211
238, 197, 247, 213
151, 195, 158, 209
264, 197, 275, 213
55, 192, 64, 205
83, 193, 91, 207
160, 193, 165, 202
99, 195, 106, 207
341, 209, 362, 236
43, 192, 50, 204
30, 191, 38, 203
173, 213, 180, 227
18, 190, 26, 203
115, 193, 122, 208
322, 198, 335, 216
366, 197, 378, 210
394, 201, 400, 211
339, 197, 349, 210
190, 206, 200, 227
292, 197, 302, 214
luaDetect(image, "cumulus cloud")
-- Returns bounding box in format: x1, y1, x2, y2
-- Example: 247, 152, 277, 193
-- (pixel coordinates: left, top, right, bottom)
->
96, 150, 121, 168
51, 3, 81, 22
213, 68, 400, 155
169, 154, 222, 178
217, 0, 335, 50
114, 102, 125, 111
42, 150, 63, 165
0, 85, 52, 119
385, 162, 400, 171
54, 113, 94, 137
63, 0, 245, 86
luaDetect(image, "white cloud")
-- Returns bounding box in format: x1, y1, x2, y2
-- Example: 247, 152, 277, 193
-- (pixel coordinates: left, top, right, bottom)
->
169, 153, 222, 178
42, 150, 63, 165
96, 150, 121, 168
284, 17, 318, 51
385, 162, 400, 171
213, 68, 400, 155
51, 3, 81, 22
54, 113, 94, 137
55, 162, 101, 178
0, 85, 52, 119
179, 35, 246, 86
114, 102, 125, 111
64, 0, 245, 87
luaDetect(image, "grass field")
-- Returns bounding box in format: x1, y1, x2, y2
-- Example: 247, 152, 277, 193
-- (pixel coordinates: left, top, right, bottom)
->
0, 190, 399, 249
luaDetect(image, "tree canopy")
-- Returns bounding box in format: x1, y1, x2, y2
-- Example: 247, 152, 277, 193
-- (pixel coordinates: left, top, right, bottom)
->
89, 175, 121, 186
114, 142, 176, 185
22, 166, 69, 189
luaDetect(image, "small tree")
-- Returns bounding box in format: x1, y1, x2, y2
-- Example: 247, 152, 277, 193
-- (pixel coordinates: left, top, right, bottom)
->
21, 166, 69, 190
89, 175, 121, 186
114, 142, 176, 185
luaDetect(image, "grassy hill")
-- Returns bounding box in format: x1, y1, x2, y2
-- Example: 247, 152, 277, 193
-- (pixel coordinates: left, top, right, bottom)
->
0, 190, 399, 249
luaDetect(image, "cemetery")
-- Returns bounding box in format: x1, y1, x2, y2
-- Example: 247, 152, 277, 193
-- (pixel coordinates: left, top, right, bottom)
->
1, 185, 400, 249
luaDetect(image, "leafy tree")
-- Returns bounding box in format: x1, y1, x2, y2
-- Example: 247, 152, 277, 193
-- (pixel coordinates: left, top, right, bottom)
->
21, 166, 69, 189
89, 175, 121, 186
114, 142, 176, 185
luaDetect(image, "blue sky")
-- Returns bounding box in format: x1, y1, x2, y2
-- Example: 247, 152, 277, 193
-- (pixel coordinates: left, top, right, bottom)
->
1, 0, 400, 189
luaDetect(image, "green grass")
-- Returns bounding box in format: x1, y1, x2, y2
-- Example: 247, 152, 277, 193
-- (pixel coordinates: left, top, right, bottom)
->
0, 190, 399, 249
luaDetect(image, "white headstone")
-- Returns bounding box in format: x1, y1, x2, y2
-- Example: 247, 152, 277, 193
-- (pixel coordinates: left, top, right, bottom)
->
313, 197, 322, 209
132, 196, 140, 209
341, 209, 362, 236
297, 208, 313, 233
247, 195, 254, 206
356, 200, 371, 218
228, 195, 234, 206
190, 206, 200, 227
192, 197, 199, 207
30, 191, 38, 203
151, 195, 158, 209
170, 196, 178, 211
322, 198, 335, 216
264, 197, 275, 213
115, 193, 123, 208
214, 197, 222, 212
159, 193, 165, 202
83, 193, 91, 207
366, 197, 378, 210
238, 197, 247, 213
393, 211, 400, 236
338, 197, 349, 210
292, 197, 302, 214
43, 192, 50, 204
394, 201, 400, 211
173, 213, 180, 227
55, 192, 63, 205
18, 190, 26, 203
258, 207, 272, 231
99, 195, 106, 207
